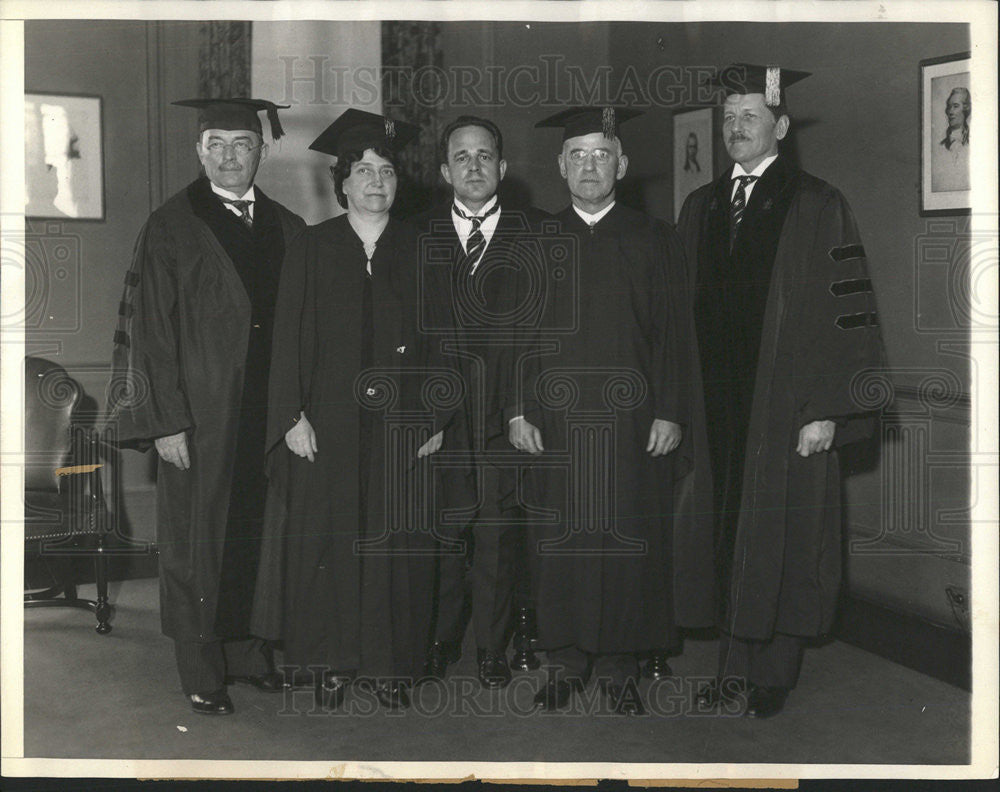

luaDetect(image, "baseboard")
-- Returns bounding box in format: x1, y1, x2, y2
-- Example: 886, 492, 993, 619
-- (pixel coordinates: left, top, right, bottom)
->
834, 594, 970, 691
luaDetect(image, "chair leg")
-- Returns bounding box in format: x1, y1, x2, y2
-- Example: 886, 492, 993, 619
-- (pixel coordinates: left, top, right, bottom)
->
94, 550, 112, 634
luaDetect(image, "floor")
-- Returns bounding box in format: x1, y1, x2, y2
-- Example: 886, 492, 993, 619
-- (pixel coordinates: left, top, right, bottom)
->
19, 577, 970, 769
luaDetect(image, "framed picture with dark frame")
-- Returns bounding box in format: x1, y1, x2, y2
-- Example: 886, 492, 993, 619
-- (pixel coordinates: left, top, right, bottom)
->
919, 52, 971, 216
25, 92, 105, 221
672, 106, 714, 222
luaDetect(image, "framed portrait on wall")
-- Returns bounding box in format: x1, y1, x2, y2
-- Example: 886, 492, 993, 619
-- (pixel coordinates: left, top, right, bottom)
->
672, 107, 714, 222
25, 92, 105, 221
919, 52, 971, 216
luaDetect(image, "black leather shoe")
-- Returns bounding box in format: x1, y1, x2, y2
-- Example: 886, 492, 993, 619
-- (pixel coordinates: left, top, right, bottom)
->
477, 649, 512, 689
375, 681, 411, 710
601, 679, 646, 716
225, 673, 286, 693
315, 673, 350, 710
424, 640, 461, 680
745, 685, 788, 719
640, 652, 673, 680
532, 679, 583, 712
695, 676, 747, 709
189, 690, 234, 716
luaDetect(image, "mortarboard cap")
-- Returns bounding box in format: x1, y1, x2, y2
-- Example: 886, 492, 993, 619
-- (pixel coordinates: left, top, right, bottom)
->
172, 98, 289, 140
534, 106, 643, 142
308, 109, 420, 157
706, 64, 811, 107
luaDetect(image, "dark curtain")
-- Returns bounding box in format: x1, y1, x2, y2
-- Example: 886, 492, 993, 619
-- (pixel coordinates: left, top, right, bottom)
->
199, 21, 252, 98
382, 21, 445, 217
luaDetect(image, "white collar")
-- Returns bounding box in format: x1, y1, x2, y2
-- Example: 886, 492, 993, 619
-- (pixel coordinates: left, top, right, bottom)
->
573, 200, 616, 226
452, 194, 498, 219
210, 182, 256, 202
732, 154, 778, 180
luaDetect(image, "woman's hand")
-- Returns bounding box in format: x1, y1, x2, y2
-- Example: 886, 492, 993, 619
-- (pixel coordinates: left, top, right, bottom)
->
285, 412, 318, 462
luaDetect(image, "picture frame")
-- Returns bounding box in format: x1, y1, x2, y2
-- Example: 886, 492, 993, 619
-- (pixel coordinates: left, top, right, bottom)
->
25, 92, 105, 221
672, 106, 714, 222
919, 52, 971, 216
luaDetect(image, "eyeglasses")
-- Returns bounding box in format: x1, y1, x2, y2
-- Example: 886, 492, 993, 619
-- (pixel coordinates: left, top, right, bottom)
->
567, 149, 614, 164
204, 141, 261, 155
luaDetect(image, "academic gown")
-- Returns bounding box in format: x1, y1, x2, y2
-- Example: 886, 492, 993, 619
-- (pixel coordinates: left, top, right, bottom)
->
527, 203, 714, 654
266, 214, 451, 681
109, 177, 304, 643
677, 158, 884, 641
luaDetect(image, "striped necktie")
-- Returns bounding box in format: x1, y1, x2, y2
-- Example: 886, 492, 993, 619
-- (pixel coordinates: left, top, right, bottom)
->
220, 197, 253, 229
729, 175, 757, 248
453, 201, 500, 273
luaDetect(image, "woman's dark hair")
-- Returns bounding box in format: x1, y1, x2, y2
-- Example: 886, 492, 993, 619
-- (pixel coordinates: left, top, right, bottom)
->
331, 144, 397, 209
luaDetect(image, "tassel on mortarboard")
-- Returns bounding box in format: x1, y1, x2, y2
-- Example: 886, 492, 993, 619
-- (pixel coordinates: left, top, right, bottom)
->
602, 106, 616, 139
266, 103, 285, 141
765, 66, 781, 107
384, 118, 396, 141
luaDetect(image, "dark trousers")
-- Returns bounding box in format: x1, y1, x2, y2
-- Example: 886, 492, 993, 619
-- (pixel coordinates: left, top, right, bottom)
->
174, 636, 273, 696
717, 631, 804, 689
546, 645, 638, 686
435, 464, 518, 652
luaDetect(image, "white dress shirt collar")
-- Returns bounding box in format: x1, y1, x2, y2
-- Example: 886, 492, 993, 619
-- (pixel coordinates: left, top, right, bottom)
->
731, 155, 777, 203
210, 182, 256, 220
572, 200, 616, 226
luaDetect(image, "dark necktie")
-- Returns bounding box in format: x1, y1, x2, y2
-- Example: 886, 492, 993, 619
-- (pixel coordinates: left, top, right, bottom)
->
453, 201, 500, 273
220, 197, 253, 229
729, 175, 758, 249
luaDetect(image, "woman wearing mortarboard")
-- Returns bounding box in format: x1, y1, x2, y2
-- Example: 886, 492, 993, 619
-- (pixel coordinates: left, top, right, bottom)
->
266, 110, 457, 710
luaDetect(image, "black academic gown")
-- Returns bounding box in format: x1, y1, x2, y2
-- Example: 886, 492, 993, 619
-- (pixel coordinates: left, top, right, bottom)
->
527, 203, 713, 654
109, 177, 304, 643
266, 215, 450, 681
677, 158, 885, 640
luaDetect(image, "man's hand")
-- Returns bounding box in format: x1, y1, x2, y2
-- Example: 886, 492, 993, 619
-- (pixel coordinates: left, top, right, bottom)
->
285, 412, 318, 462
509, 416, 544, 455
417, 430, 443, 458
155, 431, 190, 470
796, 420, 836, 457
646, 419, 682, 456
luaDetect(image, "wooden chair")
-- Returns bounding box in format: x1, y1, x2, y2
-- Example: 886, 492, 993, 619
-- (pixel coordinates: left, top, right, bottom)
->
24, 356, 113, 634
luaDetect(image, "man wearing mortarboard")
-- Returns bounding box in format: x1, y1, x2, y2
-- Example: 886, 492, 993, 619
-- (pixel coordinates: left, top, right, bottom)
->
678, 65, 885, 718
526, 107, 714, 715
108, 98, 305, 715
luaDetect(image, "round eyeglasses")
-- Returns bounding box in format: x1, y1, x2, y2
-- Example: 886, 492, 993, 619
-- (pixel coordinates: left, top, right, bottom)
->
204, 141, 261, 156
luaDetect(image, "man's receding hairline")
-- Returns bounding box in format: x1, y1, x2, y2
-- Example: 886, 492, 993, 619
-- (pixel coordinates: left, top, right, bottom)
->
446, 123, 500, 154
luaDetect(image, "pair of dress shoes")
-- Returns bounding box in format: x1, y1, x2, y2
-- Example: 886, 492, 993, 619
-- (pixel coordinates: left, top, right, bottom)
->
695, 678, 788, 719
315, 675, 411, 710
531, 678, 644, 715
188, 673, 285, 715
